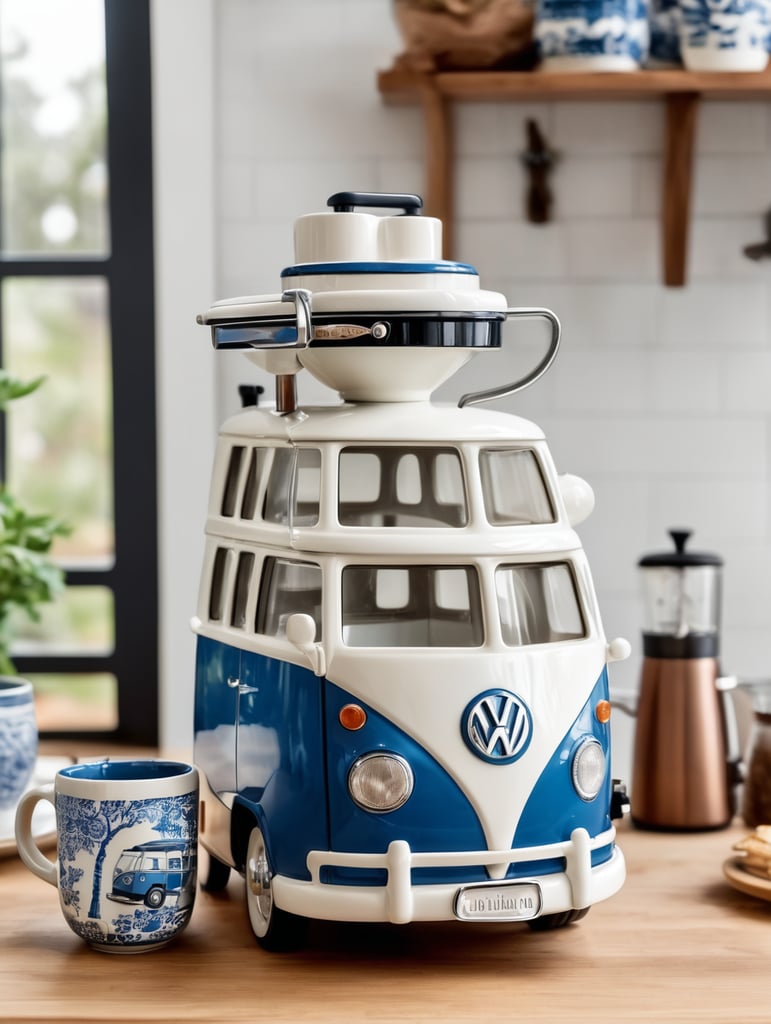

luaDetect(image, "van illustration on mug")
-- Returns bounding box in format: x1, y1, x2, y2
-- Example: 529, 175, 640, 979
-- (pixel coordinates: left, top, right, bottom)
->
107, 840, 196, 909
192, 192, 631, 951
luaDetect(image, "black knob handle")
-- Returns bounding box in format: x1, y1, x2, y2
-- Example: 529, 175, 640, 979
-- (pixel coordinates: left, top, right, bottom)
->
327, 192, 422, 216
669, 529, 692, 555
238, 384, 265, 408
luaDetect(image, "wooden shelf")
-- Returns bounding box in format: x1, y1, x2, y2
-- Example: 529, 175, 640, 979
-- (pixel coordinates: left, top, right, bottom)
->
377, 65, 771, 286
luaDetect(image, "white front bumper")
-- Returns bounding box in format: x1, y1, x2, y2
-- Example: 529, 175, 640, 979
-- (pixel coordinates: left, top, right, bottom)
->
273, 826, 625, 924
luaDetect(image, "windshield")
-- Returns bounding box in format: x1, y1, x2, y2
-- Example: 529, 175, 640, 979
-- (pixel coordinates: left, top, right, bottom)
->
114, 852, 142, 874
342, 564, 483, 647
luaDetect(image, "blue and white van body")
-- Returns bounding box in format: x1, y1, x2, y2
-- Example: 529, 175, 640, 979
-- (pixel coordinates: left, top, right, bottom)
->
108, 839, 196, 909
193, 193, 629, 949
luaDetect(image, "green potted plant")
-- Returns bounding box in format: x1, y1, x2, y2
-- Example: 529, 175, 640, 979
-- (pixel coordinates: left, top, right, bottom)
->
0, 371, 68, 676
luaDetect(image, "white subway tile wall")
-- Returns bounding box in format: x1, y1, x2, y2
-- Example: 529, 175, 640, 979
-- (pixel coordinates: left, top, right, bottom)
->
214, 0, 771, 779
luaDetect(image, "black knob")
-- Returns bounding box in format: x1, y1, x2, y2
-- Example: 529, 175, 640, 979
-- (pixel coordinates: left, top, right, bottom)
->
327, 192, 422, 216
669, 529, 691, 555
238, 384, 265, 408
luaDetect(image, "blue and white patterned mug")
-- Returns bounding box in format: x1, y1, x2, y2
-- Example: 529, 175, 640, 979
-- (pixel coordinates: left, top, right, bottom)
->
15, 760, 198, 953
0, 677, 37, 812
680, 0, 770, 70
536, 0, 650, 69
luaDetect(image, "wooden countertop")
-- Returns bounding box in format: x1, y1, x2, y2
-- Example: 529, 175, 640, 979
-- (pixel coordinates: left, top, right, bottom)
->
2, 815, 770, 1024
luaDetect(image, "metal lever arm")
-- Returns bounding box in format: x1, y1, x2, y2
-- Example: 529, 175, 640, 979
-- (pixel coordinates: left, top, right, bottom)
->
458, 307, 561, 409
280, 288, 312, 347
202, 288, 313, 351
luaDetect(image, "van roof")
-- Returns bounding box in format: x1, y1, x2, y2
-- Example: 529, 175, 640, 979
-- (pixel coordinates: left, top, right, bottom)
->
220, 400, 545, 445
123, 840, 187, 852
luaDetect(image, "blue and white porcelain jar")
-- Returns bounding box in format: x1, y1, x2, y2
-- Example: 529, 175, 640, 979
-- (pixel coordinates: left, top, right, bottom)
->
647, 0, 682, 64
680, 0, 770, 70
536, 0, 650, 69
0, 677, 37, 811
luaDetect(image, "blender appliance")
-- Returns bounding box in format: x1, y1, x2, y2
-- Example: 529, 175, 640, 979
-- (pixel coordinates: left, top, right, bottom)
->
631, 529, 742, 830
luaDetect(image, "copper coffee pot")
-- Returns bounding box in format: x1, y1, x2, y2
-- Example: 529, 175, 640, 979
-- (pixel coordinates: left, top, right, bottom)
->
631, 530, 743, 831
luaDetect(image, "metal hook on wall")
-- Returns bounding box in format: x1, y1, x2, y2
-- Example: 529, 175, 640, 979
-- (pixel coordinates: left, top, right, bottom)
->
743, 208, 771, 261
520, 119, 557, 224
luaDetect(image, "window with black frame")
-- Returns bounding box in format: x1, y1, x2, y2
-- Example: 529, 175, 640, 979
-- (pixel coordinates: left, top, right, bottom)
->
0, 0, 157, 742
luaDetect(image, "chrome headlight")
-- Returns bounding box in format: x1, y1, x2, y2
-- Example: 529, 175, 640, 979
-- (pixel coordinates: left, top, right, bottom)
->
572, 738, 606, 801
348, 752, 414, 813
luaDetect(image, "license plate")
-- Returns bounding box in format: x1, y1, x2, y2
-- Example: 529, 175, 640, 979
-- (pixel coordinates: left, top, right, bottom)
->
454, 881, 542, 922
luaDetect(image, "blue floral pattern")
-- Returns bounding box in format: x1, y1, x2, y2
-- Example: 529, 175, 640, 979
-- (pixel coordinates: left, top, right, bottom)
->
536, 0, 650, 65
680, 0, 770, 67
55, 790, 197, 950
0, 692, 37, 811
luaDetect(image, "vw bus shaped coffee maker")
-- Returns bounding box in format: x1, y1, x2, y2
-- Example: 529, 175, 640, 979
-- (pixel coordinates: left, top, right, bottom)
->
193, 192, 630, 950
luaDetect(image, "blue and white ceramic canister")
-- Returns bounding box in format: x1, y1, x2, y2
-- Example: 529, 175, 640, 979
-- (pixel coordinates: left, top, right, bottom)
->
680, 0, 770, 70
536, 0, 650, 69
15, 760, 198, 953
0, 677, 37, 811
647, 0, 682, 64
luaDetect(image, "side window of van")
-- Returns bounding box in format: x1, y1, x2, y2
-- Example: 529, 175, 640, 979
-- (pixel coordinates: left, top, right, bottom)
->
221, 446, 245, 517
207, 546, 255, 628
256, 557, 322, 641
338, 447, 467, 527
208, 547, 230, 622
495, 562, 585, 646
230, 551, 255, 629
480, 449, 555, 525
263, 448, 321, 527
341, 565, 483, 647
219, 444, 321, 525
240, 447, 266, 519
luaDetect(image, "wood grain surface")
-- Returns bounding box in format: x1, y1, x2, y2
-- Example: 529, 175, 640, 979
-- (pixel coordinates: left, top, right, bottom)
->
2, 817, 770, 1024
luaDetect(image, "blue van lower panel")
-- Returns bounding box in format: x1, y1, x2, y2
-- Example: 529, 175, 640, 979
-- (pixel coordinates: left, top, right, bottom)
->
514, 670, 613, 865
323, 673, 613, 886
195, 639, 614, 886
194, 639, 328, 880
324, 681, 488, 886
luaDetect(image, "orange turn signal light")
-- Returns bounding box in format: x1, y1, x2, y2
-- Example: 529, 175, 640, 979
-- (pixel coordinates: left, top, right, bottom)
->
339, 703, 367, 731
595, 700, 612, 724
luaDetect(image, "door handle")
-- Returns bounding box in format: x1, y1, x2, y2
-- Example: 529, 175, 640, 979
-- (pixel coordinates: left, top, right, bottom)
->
226, 676, 259, 696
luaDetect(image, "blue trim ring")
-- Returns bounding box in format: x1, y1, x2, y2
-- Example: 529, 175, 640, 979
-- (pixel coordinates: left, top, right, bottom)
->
281, 260, 478, 278
0, 678, 33, 706
60, 760, 195, 782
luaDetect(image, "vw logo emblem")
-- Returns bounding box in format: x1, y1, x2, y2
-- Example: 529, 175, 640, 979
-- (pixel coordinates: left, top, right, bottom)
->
461, 689, 533, 764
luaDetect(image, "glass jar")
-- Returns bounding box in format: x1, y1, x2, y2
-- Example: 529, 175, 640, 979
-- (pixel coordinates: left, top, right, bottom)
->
741, 681, 771, 828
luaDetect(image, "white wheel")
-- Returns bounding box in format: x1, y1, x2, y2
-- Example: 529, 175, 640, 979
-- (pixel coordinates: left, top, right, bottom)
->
246, 827, 273, 938
245, 827, 307, 951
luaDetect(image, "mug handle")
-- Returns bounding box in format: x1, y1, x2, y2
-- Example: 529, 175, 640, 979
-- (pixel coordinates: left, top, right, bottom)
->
15, 785, 57, 886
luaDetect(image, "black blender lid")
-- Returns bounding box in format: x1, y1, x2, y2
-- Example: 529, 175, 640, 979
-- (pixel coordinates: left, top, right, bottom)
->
638, 529, 722, 568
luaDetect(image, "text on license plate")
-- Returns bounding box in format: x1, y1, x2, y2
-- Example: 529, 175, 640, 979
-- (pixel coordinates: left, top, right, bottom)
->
454, 881, 542, 922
